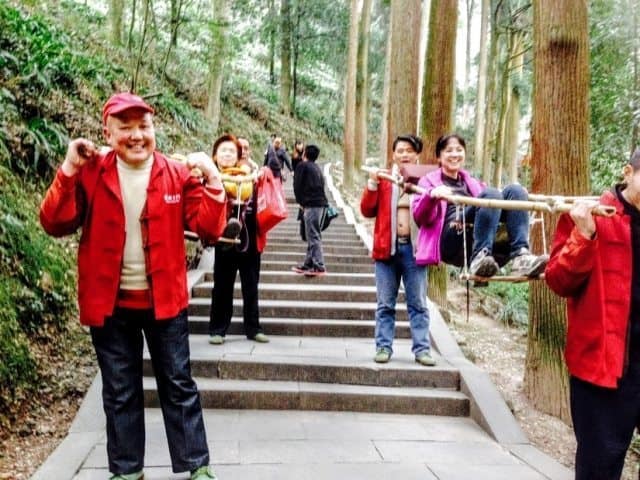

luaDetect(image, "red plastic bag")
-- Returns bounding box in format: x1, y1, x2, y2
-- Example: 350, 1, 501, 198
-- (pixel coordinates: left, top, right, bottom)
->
256, 166, 288, 237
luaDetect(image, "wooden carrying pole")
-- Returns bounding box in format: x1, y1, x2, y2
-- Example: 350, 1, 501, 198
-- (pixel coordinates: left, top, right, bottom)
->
362, 166, 616, 217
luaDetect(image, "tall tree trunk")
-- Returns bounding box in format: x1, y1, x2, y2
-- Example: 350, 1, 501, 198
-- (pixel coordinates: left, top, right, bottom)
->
379, 15, 392, 167
473, 0, 489, 174
205, 0, 229, 132
355, 0, 373, 174
268, 0, 276, 85
462, 0, 475, 127
280, 0, 293, 116
527, 0, 590, 423
131, 0, 151, 92
162, 0, 183, 77
291, 4, 302, 115
420, 0, 457, 307
380, 0, 421, 165
169, 0, 181, 47
127, 0, 137, 53
109, 0, 124, 46
493, 38, 507, 188
632, 0, 639, 154
344, 0, 361, 190
481, 0, 500, 182
506, 31, 524, 184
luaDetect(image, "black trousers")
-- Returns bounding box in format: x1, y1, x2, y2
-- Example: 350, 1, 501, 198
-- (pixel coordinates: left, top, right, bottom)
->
209, 246, 262, 338
91, 308, 209, 475
571, 361, 640, 480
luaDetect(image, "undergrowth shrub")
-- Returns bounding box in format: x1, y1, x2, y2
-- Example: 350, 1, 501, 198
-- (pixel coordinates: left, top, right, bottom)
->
485, 281, 529, 327
0, 167, 76, 426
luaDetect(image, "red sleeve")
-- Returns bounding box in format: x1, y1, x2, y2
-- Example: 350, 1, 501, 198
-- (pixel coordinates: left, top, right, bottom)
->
545, 213, 596, 297
182, 173, 227, 245
39, 168, 84, 237
360, 186, 379, 218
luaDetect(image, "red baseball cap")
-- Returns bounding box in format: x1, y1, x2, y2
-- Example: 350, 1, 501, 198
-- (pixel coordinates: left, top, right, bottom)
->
102, 92, 154, 124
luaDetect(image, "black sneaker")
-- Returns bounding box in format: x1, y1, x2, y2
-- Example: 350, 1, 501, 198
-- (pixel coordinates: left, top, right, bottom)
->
292, 264, 311, 274
304, 267, 326, 277
469, 248, 499, 278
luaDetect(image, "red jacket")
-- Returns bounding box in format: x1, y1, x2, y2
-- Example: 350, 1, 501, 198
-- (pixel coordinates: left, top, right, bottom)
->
545, 190, 631, 388
40, 151, 227, 326
360, 180, 400, 260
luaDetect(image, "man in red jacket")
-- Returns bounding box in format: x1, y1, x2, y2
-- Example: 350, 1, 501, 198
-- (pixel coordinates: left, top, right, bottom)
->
360, 134, 435, 367
546, 149, 640, 480
40, 92, 225, 480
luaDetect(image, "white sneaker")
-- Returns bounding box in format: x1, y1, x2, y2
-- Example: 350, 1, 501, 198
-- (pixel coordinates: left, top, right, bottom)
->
510, 249, 549, 277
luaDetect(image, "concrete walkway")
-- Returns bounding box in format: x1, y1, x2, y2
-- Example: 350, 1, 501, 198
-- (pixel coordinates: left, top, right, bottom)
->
31, 163, 574, 480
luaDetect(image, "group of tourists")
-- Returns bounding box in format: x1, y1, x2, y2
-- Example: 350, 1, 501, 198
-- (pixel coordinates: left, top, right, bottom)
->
39, 91, 640, 480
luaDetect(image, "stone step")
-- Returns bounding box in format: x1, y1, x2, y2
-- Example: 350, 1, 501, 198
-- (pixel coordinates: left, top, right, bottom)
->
265, 235, 365, 246
259, 260, 373, 274
192, 282, 404, 303
265, 243, 369, 256
261, 251, 372, 265
186, 315, 411, 338
188, 298, 407, 320
274, 220, 353, 229
143, 336, 456, 388
266, 233, 366, 251
143, 377, 468, 416
203, 270, 375, 285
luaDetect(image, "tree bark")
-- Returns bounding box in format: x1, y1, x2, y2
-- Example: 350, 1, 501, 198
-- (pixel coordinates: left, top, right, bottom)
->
355, 0, 373, 174
268, 0, 276, 85
632, 0, 639, 154
205, 0, 229, 132
473, 0, 489, 174
462, 0, 475, 127
420, 0, 457, 306
481, 0, 500, 182
109, 0, 124, 46
380, 0, 421, 166
343, 0, 361, 189
526, 0, 590, 424
506, 31, 524, 184
280, 0, 293, 116
421, 0, 457, 165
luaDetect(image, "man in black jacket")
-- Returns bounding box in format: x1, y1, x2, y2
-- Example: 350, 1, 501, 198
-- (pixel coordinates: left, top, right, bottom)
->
264, 135, 292, 180
293, 144, 327, 276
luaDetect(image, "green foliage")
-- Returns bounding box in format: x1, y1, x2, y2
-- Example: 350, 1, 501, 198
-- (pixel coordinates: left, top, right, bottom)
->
0, 166, 76, 425
590, 0, 638, 192
485, 282, 529, 327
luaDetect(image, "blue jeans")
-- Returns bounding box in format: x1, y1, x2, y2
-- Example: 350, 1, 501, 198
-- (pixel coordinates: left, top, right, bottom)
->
374, 241, 430, 356
91, 308, 209, 475
441, 184, 530, 266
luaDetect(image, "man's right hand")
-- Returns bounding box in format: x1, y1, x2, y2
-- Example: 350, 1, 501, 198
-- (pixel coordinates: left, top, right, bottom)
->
570, 201, 597, 240
61, 139, 98, 177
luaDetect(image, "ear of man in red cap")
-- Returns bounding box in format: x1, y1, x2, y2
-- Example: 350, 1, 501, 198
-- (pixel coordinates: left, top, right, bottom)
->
102, 91, 154, 125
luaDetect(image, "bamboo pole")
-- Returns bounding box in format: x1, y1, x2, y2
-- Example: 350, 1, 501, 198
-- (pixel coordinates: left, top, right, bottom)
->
361, 166, 616, 217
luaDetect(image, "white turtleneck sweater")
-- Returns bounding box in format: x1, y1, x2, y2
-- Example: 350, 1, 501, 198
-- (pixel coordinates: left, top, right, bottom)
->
116, 155, 153, 290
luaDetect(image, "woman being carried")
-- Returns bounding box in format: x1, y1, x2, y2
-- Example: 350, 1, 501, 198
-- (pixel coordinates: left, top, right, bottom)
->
412, 133, 548, 279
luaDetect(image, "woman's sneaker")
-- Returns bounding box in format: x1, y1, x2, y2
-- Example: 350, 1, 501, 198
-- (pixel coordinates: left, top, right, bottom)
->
510, 248, 549, 277
469, 248, 499, 278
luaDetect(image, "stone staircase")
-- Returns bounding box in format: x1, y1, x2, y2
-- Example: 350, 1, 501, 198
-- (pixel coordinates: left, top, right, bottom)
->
142, 177, 470, 418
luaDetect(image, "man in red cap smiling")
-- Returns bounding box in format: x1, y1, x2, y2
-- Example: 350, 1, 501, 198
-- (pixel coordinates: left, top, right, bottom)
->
40, 92, 225, 480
